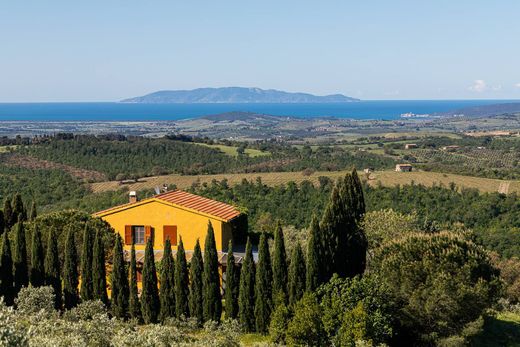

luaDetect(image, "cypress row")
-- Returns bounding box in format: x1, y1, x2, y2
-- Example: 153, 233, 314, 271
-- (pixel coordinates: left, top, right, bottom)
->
141, 237, 160, 324
45, 228, 62, 310
128, 243, 142, 321
0, 232, 14, 305
80, 225, 93, 301
63, 228, 79, 309
11, 194, 26, 223
159, 239, 176, 321
111, 235, 129, 319
203, 221, 221, 322
225, 240, 239, 319
189, 239, 204, 324
255, 233, 273, 333
175, 238, 190, 318
29, 200, 37, 221
13, 221, 28, 293
306, 215, 321, 291
288, 243, 306, 306
239, 237, 256, 332
92, 229, 108, 306
0, 210, 4, 236
272, 222, 288, 305
2, 199, 13, 230
30, 227, 45, 287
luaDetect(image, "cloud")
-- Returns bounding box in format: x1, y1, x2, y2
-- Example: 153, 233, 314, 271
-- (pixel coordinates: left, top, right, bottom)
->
515, 83, 520, 88
492, 84, 502, 91
468, 80, 487, 92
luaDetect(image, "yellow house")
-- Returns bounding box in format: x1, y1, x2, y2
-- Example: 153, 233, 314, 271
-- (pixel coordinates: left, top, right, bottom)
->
93, 190, 243, 254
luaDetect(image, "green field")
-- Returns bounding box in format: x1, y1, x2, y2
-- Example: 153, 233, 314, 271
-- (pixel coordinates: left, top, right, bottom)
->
194, 143, 271, 157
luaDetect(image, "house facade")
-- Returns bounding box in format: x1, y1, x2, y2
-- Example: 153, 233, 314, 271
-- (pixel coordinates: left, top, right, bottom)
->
93, 190, 242, 253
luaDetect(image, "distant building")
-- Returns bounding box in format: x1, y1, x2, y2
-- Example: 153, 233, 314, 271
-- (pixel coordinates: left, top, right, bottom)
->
442, 145, 460, 151
395, 164, 413, 172
364, 168, 374, 174
405, 143, 418, 149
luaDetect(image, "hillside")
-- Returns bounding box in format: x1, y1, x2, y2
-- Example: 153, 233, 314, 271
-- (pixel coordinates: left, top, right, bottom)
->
121, 87, 360, 103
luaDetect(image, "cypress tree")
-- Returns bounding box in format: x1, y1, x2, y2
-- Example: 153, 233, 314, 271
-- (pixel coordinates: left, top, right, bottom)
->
141, 237, 160, 324
239, 237, 256, 332
13, 221, 28, 293
0, 232, 14, 305
175, 238, 190, 318
11, 194, 25, 223
2, 199, 13, 230
111, 235, 129, 319
255, 233, 273, 333
272, 222, 288, 305
80, 225, 94, 301
30, 227, 45, 287
159, 239, 175, 321
128, 243, 142, 321
225, 240, 239, 319
189, 239, 204, 324
92, 229, 108, 305
319, 181, 343, 280
0, 210, 4, 236
306, 215, 321, 291
288, 243, 306, 306
203, 221, 221, 322
45, 228, 62, 310
29, 201, 37, 221
63, 229, 79, 309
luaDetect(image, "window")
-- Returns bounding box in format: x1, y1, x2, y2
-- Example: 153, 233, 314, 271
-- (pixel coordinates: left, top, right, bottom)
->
163, 225, 177, 245
133, 226, 145, 244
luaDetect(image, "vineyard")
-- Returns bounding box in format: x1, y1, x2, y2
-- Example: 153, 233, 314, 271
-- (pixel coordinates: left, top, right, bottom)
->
411, 148, 520, 169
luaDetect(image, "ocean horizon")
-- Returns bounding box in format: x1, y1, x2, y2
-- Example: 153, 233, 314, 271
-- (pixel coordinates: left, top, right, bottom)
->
0, 99, 517, 122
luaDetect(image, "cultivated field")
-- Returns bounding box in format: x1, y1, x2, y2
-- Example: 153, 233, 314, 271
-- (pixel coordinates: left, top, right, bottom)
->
91, 169, 520, 194
193, 143, 271, 157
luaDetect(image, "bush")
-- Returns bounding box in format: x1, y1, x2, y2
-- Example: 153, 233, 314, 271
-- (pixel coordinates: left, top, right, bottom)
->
63, 300, 108, 322
15, 286, 55, 317
286, 293, 326, 346
0, 301, 28, 347
269, 303, 291, 344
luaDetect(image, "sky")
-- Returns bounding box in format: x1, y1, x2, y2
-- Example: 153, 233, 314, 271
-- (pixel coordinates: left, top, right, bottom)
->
1, 1, 519, 102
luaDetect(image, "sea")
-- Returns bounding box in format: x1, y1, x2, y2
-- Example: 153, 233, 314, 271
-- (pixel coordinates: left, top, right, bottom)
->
0, 100, 516, 121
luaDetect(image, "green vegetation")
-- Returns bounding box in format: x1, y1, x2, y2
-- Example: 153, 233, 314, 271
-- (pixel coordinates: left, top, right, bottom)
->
195, 142, 271, 157
159, 239, 176, 321
111, 236, 129, 319
202, 222, 222, 322
175, 238, 190, 318
225, 240, 239, 320
189, 239, 203, 323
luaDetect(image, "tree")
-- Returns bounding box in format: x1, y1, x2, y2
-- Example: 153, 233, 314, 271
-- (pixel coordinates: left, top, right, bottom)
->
306, 215, 322, 291
272, 222, 288, 305
63, 228, 79, 309
286, 292, 326, 346
0, 210, 4, 236
255, 233, 273, 333
189, 239, 204, 324
80, 225, 93, 301
128, 243, 141, 321
45, 228, 62, 310
239, 237, 256, 332
159, 239, 175, 321
225, 240, 239, 319
288, 243, 306, 307
175, 238, 190, 318
203, 221, 221, 322
11, 194, 26, 223
13, 221, 28, 293
30, 227, 45, 287
3, 198, 13, 230
111, 235, 129, 319
141, 237, 160, 324
92, 229, 108, 305
0, 232, 14, 305
373, 231, 501, 344
269, 301, 291, 345
29, 200, 37, 221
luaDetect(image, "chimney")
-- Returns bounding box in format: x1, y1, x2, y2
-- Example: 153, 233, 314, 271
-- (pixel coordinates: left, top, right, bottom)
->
129, 191, 137, 203
162, 184, 168, 193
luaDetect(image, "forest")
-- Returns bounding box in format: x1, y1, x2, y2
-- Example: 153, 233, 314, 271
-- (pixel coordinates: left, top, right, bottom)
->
0, 170, 518, 346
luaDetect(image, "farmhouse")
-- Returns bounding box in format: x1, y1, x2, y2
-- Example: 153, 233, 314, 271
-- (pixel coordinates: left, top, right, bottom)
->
395, 164, 413, 172
442, 145, 460, 151
94, 190, 244, 254
404, 143, 418, 149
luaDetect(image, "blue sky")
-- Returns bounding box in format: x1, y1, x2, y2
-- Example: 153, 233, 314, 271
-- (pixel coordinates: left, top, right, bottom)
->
1, 1, 519, 101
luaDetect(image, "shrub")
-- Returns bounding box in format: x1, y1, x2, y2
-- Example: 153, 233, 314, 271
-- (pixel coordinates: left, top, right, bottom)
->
63, 300, 108, 322
0, 301, 28, 347
286, 292, 326, 346
269, 302, 291, 344
15, 286, 55, 317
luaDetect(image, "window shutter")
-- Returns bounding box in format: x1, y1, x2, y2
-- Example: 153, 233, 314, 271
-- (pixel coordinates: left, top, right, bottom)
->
124, 225, 132, 245
144, 225, 153, 245
163, 225, 177, 245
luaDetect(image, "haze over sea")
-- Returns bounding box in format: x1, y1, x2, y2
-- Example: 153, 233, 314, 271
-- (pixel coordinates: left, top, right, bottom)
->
0, 100, 516, 122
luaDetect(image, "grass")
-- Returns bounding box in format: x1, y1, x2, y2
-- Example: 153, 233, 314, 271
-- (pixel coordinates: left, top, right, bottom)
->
0, 145, 17, 153
90, 169, 520, 195
193, 143, 270, 157
471, 312, 520, 347
240, 333, 271, 346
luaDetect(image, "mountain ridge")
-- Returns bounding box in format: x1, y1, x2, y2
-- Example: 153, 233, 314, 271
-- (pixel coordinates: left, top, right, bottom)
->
121, 87, 360, 103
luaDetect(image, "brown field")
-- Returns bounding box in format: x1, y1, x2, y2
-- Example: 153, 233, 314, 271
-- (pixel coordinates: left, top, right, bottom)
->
90, 169, 520, 195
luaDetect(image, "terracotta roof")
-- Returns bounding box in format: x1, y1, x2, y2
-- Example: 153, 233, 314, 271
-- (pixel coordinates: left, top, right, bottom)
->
94, 190, 241, 222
